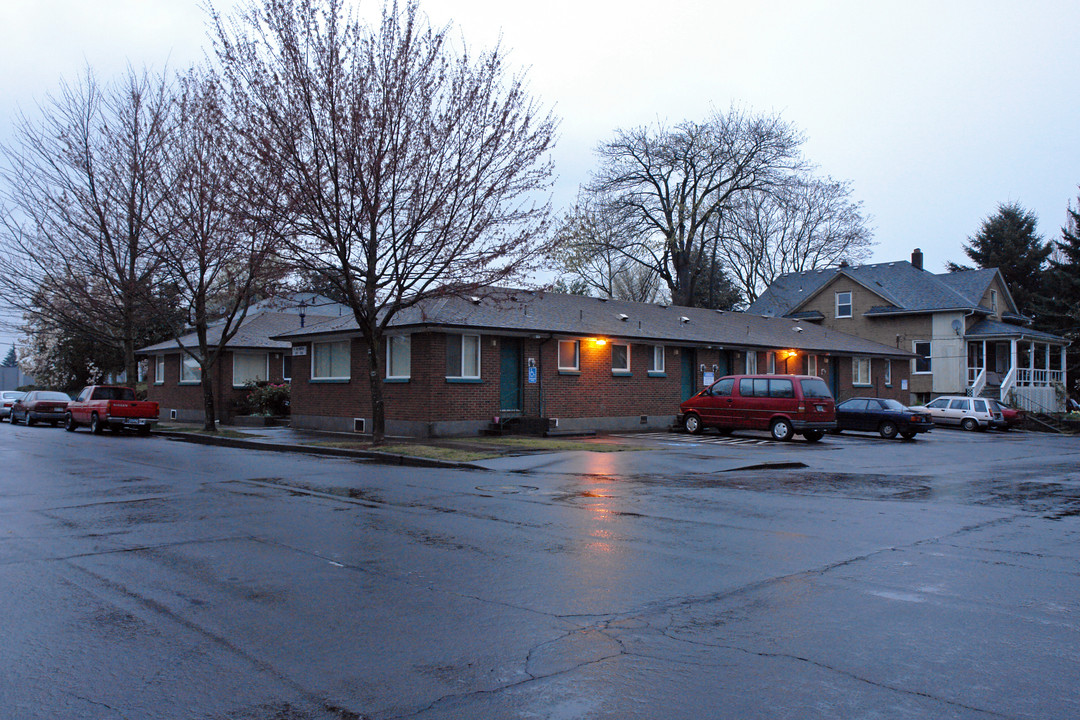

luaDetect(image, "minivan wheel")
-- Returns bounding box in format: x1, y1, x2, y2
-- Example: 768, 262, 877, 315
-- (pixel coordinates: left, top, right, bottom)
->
770, 418, 795, 442
683, 413, 703, 435
803, 430, 824, 443
879, 421, 898, 439
961, 418, 978, 432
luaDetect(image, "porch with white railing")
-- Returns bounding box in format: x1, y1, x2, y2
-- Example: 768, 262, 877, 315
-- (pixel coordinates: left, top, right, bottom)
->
966, 338, 1067, 412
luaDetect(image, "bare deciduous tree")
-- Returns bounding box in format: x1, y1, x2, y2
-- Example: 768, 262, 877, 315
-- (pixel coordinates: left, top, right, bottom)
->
0, 67, 174, 384
211, 0, 558, 442
148, 69, 287, 430
589, 108, 804, 306
716, 174, 873, 303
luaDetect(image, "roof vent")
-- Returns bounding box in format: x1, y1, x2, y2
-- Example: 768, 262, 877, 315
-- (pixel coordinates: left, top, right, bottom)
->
714, 309, 724, 314
598, 297, 609, 302
469, 296, 481, 305
679, 316, 690, 323
617, 313, 629, 321
792, 326, 803, 333
656, 303, 668, 309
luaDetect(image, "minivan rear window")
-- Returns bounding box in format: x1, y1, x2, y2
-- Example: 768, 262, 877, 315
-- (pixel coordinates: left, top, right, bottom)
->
800, 378, 833, 399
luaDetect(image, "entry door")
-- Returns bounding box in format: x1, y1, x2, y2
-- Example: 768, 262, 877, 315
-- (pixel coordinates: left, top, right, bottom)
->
828, 361, 840, 398
499, 339, 522, 412
681, 349, 696, 401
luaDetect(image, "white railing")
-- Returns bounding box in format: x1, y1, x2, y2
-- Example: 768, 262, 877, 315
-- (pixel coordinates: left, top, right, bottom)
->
999, 366, 1017, 403
1015, 368, 1065, 387
968, 366, 986, 397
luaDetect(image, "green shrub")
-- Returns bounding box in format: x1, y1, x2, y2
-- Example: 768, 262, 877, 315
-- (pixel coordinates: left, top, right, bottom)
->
242, 381, 290, 416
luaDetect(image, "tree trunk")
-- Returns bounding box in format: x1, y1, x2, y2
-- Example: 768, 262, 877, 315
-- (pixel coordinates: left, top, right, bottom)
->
366, 334, 386, 445
200, 367, 217, 432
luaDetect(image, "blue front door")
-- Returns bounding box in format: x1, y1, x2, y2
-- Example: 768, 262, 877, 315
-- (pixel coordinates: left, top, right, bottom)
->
499, 339, 522, 412
681, 349, 696, 401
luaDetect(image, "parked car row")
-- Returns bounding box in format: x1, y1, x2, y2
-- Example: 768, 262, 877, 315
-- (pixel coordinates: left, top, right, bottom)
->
2, 385, 159, 435
679, 374, 1026, 443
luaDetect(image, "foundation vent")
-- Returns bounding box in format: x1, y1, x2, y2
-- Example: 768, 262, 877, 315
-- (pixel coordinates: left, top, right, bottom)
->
640, 415, 648, 424
353, 418, 366, 433
169, 409, 177, 420
549, 418, 559, 429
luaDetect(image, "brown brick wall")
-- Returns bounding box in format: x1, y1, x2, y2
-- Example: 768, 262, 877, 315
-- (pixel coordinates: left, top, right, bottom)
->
146, 350, 288, 421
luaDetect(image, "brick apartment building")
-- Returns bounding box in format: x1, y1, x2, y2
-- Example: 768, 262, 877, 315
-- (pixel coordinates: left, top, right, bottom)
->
277, 289, 914, 437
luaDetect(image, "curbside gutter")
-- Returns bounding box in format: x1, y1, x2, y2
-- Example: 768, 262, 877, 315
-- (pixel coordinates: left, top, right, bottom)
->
152, 430, 486, 471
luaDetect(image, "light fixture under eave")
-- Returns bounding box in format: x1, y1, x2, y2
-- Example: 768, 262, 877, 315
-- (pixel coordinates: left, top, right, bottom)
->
593, 338, 608, 346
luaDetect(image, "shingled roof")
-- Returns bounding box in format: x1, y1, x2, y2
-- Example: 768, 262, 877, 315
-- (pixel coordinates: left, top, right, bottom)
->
747, 261, 1014, 317
139, 312, 313, 354
275, 289, 913, 358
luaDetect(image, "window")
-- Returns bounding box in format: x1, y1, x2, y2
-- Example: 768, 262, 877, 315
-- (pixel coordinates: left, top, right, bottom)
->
840, 398, 869, 412
740, 378, 772, 397
836, 291, 852, 318
973, 399, 989, 413
769, 378, 794, 398
446, 334, 480, 379
745, 352, 758, 374
800, 378, 833, 399
927, 398, 950, 409
155, 356, 165, 384
949, 399, 970, 411
884, 359, 892, 386
283, 355, 292, 382
180, 355, 201, 384
312, 340, 350, 379
767, 352, 776, 374
558, 340, 580, 372
913, 341, 932, 374
233, 353, 269, 387
852, 357, 871, 386
386, 335, 411, 379
611, 342, 630, 374
648, 345, 665, 374
806, 355, 818, 377
991, 290, 998, 314
710, 377, 734, 396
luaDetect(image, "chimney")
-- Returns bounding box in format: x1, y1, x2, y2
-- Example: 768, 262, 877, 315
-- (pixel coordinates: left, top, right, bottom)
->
911, 248, 924, 270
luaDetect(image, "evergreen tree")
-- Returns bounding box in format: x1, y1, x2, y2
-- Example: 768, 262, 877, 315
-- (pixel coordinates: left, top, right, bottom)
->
947, 202, 1052, 315
1, 345, 14, 367
1039, 201, 1080, 398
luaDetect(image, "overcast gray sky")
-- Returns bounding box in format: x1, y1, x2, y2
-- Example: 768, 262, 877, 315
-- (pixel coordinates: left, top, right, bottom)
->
2, 0, 1079, 350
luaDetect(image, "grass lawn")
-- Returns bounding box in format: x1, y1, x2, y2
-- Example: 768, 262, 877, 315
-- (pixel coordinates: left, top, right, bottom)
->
305, 435, 642, 462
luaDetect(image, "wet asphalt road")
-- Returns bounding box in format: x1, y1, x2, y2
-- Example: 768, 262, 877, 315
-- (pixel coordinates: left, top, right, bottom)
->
1, 424, 1079, 719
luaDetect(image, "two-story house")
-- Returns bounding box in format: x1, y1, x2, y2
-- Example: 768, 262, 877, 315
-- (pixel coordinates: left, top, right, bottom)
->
747, 249, 1069, 412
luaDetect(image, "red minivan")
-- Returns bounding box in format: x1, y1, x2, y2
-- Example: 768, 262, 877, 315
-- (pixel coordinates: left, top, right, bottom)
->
679, 374, 837, 442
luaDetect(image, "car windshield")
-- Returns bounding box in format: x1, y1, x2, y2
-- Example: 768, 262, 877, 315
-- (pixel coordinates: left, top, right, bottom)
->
880, 399, 907, 411
800, 378, 833, 399
37, 391, 71, 401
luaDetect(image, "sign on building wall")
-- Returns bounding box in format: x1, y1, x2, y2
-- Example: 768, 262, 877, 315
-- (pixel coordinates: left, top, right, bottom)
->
292, 346, 308, 356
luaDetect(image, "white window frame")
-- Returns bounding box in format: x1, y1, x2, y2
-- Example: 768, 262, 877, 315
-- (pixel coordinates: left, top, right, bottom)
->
179, 355, 201, 385
746, 352, 758, 374
611, 342, 630, 374
852, 356, 872, 386
648, 345, 665, 374
155, 355, 165, 384
807, 354, 818, 377
446, 333, 481, 380
913, 341, 932, 374
386, 335, 412, 380
558, 340, 580, 372
990, 290, 998, 314
884, 359, 892, 386
767, 352, 776, 374
232, 352, 270, 388
282, 354, 292, 382
836, 291, 852, 318
311, 340, 351, 380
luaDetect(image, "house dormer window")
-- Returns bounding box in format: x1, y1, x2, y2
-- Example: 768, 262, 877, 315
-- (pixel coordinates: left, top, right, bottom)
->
835, 291, 852, 318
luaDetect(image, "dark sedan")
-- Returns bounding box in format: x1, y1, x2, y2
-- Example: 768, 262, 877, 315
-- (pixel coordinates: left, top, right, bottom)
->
10, 390, 71, 427
833, 397, 933, 440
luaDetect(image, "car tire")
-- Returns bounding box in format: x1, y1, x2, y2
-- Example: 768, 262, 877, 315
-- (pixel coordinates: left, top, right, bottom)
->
90, 413, 104, 435
683, 413, 703, 435
900, 431, 917, 440
879, 421, 898, 439
717, 427, 733, 436
961, 418, 978, 432
137, 426, 151, 436
65, 413, 77, 432
25, 414, 35, 427
770, 418, 795, 442
829, 428, 843, 435
803, 430, 824, 443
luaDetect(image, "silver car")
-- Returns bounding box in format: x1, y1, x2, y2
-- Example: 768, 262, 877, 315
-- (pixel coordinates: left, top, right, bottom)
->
910, 395, 1003, 431
1, 391, 26, 421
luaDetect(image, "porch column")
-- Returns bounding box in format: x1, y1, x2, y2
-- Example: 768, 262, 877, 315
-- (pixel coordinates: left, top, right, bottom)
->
1045, 343, 1051, 373
1029, 340, 1035, 383
982, 340, 987, 375
1063, 345, 1068, 374
1011, 339, 1017, 374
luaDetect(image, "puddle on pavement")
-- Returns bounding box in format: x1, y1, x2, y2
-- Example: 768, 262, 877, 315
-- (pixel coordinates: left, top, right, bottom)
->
474, 484, 538, 494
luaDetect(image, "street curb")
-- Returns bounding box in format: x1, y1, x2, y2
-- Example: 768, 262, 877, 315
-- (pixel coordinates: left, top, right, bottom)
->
152, 430, 486, 470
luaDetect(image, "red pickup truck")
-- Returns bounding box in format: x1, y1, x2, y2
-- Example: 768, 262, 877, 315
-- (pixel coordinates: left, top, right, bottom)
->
65, 385, 159, 435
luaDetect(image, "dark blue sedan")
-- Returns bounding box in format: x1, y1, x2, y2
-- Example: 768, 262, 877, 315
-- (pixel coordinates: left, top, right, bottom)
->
833, 397, 933, 440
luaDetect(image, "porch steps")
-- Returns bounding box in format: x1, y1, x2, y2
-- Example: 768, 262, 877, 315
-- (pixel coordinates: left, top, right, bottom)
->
1027, 413, 1075, 435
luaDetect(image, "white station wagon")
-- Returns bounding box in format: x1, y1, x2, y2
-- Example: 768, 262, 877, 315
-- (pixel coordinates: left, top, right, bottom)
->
910, 395, 1004, 431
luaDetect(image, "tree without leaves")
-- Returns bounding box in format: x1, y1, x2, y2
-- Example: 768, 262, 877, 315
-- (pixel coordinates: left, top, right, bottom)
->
147, 68, 287, 431
0, 67, 173, 384
715, 173, 873, 303
588, 109, 804, 307
211, 0, 557, 443
947, 202, 1051, 315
